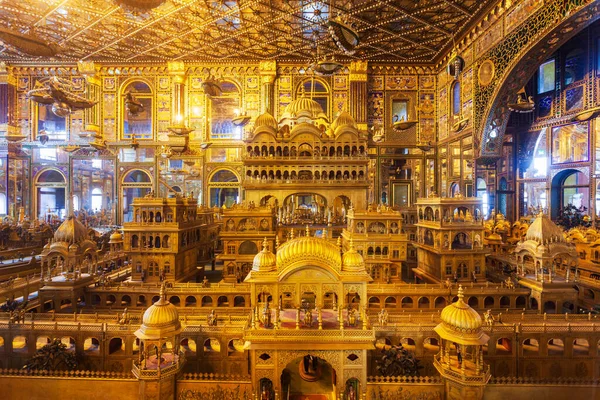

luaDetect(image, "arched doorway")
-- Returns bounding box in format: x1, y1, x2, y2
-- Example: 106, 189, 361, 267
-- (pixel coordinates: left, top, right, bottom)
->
283, 193, 327, 224
121, 169, 152, 222
551, 169, 588, 220
208, 169, 240, 207
35, 168, 66, 219
281, 356, 335, 399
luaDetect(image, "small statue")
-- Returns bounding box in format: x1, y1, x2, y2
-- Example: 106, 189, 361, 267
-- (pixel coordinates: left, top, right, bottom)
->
118, 307, 130, 325
304, 308, 313, 328
262, 302, 272, 328
207, 309, 217, 326
378, 308, 388, 326
484, 309, 495, 327
347, 307, 357, 327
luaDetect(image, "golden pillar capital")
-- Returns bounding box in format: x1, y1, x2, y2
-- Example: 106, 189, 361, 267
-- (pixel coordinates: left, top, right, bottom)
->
167, 61, 187, 83
259, 61, 277, 114
349, 60, 368, 82
259, 60, 277, 77
77, 60, 101, 85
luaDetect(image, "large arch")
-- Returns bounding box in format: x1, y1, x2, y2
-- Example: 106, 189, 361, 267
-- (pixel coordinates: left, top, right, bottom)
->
475, 0, 600, 161
35, 167, 67, 219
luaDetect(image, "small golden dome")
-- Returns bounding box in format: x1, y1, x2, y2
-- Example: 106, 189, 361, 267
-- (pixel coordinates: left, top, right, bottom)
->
434, 286, 489, 346
525, 213, 565, 244
254, 112, 278, 131
109, 231, 123, 243
279, 96, 329, 123
252, 238, 276, 272
342, 239, 365, 272
276, 231, 341, 271
487, 232, 503, 242
136, 285, 181, 340
54, 215, 88, 244
330, 111, 357, 131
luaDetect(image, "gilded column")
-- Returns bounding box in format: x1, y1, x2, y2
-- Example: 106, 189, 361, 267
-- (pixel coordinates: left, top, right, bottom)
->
349, 61, 368, 131
77, 61, 101, 136
259, 61, 277, 115
168, 61, 187, 122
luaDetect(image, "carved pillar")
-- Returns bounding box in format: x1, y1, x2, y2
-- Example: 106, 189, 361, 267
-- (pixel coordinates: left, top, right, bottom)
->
259, 61, 277, 115
167, 61, 187, 123
349, 61, 368, 130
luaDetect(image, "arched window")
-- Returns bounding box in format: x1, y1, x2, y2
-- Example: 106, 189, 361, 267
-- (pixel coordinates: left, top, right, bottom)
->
564, 47, 585, 86
122, 169, 152, 222
121, 80, 153, 140
451, 81, 461, 116
36, 169, 66, 219
297, 79, 330, 116
91, 188, 103, 211
476, 178, 489, 218
209, 169, 240, 207
211, 80, 241, 140
551, 170, 589, 219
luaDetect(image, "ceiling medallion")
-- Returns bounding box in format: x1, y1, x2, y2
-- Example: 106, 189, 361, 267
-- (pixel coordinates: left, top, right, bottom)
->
507, 87, 534, 113
478, 60, 495, 86
27, 77, 96, 117
328, 17, 360, 55
0, 27, 57, 57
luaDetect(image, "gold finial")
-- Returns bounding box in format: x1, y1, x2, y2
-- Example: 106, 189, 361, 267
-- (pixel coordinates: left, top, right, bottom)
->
262, 237, 268, 251
457, 284, 464, 300
322, 228, 328, 238
349, 237, 355, 250
306, 224, 310, 237
160, 281, 167, 301
290, 228, 295, 239
275, 236, 280, 249
336, 236, 342, 248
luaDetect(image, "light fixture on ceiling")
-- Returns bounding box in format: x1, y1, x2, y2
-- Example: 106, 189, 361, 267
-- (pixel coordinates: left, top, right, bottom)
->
114, 0, 166, 11
328, 16, 360, 55
0, 27, 57, 57
202, 75, 222, 97
232, 109, 251, 127
507, 87, 535, 113
124, 91, 144, 116
27, 76, 96, 117
311, 57, 344, 76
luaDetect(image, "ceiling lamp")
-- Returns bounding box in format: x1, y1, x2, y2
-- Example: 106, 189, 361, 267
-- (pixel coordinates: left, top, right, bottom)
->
232, 109, 251, 127
0, 27, 57, 57
328, 17, 359, 55
202, 76, 222, 97
125, 92, 144, 116
508, 87, 535, 113
391, 114, 417, 132
27, 77, 96, 117
447, 49, 464, 80
311, 58, 343, 76
115, 0, 166, 11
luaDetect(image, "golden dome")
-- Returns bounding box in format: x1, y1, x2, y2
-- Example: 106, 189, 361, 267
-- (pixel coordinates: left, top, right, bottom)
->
253, 112, 278, 131
342, 239, 365, 272
136, 285, 181, 340
487, 232, 503, 242
276, 229, 341, 272
54, 215, 88, 244
434, 286, 489, 346
109, 230, 123, 243
279, 96, 329, 123
252, 238, 276, 272
330, 111, 357, 131
525, 213, 565, 244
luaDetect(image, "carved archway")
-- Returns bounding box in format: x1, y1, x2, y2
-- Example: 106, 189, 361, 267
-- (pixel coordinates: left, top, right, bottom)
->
475, 0, 600, 161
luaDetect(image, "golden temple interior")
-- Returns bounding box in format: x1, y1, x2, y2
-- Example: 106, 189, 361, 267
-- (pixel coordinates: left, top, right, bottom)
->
1, 1, 600, 399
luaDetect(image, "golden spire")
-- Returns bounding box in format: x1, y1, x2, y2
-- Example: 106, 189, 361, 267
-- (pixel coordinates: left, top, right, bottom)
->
275, 235, 280, 249
349, 237, 355, 250
305, 224, 310, 237
457, 284, 464, 301
262, 237, 268, 251
160, 281, 167, 302
290, 228, 295, 239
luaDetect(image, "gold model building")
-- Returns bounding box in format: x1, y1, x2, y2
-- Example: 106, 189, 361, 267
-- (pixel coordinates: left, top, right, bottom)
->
1, 1, 600, 399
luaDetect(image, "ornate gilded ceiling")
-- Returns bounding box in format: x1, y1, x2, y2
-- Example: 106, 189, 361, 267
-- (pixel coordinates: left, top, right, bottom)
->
0, 0, 496, 63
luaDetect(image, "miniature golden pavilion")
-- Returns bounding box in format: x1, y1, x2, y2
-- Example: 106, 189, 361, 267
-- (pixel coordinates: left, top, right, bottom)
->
1, 1, 600, 400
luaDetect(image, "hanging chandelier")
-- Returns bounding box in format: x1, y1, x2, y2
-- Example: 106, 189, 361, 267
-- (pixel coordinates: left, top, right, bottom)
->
328, 16, 359, 55
310, 57, 344, 76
